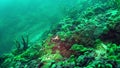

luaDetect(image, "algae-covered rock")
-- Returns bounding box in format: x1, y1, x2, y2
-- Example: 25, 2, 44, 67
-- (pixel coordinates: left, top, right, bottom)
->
1, 0, 120, 68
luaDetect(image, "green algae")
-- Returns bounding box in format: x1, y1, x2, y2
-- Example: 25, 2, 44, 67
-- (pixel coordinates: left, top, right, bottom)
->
70, 44, 88, 52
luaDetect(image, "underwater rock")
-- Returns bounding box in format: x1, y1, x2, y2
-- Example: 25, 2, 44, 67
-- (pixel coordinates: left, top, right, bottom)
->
1, 0, 120, 68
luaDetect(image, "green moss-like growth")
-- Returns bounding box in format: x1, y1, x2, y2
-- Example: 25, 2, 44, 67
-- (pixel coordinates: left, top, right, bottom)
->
114, 0, 120, 8
70, 44, 88, 52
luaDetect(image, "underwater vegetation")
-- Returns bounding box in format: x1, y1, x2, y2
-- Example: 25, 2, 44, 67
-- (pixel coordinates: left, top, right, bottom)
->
114, 0, 120, 8
13, 35, 29, 55
1, 0, 120, 68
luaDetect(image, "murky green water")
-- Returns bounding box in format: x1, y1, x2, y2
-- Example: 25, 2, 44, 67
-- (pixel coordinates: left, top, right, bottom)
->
0, 0, 81, 55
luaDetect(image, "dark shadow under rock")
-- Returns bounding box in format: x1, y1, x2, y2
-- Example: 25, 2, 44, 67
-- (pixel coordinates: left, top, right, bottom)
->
100, 22, 120, 44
